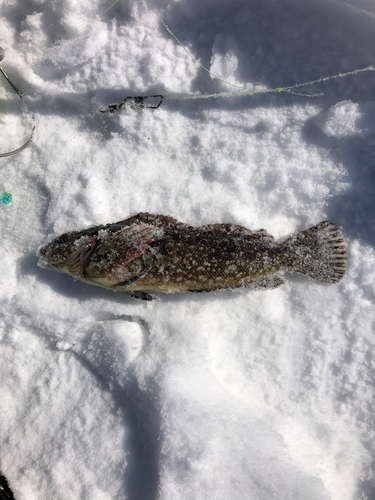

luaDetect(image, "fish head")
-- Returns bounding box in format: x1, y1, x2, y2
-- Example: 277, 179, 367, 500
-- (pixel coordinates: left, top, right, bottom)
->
38, 231, 97, 276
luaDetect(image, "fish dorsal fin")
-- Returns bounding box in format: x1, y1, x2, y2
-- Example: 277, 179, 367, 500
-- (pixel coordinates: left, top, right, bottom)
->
198, 223, 274, 242
115, 212, 191, 231
114, 214, 275, 243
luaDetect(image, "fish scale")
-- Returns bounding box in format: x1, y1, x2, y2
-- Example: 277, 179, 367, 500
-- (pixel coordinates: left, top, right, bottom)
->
136, 232, 283, 290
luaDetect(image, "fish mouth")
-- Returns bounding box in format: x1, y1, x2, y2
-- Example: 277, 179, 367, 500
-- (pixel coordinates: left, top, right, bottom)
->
61, 239, 96, 275
38, 245, 60, 270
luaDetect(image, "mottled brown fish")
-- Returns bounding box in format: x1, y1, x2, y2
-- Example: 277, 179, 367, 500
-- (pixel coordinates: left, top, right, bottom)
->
38, 213, 346, 300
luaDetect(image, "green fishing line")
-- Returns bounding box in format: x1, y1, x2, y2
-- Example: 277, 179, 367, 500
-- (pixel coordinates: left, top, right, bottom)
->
142, 0, 375, 101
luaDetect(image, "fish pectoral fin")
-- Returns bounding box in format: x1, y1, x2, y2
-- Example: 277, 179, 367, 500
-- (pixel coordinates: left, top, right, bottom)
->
126, 291, 156, 301
112, 278, 156, 300
113, 276, 141, 288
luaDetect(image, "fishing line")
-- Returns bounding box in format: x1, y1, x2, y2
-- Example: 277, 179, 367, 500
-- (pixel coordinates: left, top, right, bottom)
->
100, 0, 375, 109
136, 0, 375, 103
99, 65, 375, 112
0, 67, 24, 98
3, 0, 375, 141
64, 111, 100, 144
141, 0, 245, 90
0, 0, 127, 156
0, 126, 35, 158
0, 0, 120, 155
0, 48, 35, 158
0, 0, 121, 141
163, 65, 375, 101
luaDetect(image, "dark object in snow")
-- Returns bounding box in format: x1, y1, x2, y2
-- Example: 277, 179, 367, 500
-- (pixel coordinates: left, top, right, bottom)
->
100, 95, 163, 113
0, 66, 23, 98
38, 213, 346, 301
0, 472, 15, 500
0, 48, 23, 98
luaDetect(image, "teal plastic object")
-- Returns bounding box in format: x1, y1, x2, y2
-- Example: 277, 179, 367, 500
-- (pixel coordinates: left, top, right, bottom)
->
1, 192, 12, 204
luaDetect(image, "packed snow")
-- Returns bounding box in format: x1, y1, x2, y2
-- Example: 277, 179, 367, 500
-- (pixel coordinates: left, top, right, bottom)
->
0, 0, 375, 499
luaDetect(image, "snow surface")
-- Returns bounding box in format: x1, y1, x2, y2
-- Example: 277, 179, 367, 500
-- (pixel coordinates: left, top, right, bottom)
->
1, 0, 375, 499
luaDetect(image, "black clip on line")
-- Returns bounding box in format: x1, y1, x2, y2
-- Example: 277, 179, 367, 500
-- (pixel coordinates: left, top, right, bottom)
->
100, 95, 164, 113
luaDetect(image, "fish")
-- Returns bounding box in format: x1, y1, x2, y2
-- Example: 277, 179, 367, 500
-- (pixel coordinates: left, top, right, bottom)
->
38, 212, 347, 301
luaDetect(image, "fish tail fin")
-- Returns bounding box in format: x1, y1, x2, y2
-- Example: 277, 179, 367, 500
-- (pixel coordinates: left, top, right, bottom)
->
283, 221, 347, 283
